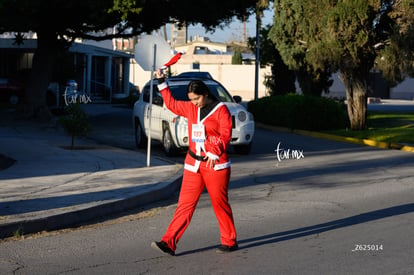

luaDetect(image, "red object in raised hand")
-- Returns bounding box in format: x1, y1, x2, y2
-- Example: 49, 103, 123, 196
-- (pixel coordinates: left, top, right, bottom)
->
161, 52, 183, 69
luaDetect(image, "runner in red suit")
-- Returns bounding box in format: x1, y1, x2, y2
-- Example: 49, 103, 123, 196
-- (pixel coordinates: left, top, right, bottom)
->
151, 70, 238, 256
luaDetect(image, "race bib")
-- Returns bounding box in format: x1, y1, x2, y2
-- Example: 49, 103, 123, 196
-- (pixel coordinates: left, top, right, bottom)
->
191, 124, 205, 143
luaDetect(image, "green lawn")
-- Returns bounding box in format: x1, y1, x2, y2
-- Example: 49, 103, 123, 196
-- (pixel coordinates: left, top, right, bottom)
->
324, 112, 414, 145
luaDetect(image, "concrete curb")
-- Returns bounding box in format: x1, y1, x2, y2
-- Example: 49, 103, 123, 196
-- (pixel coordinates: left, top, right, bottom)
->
0, 170, 183, 239
257, 123, 414, 153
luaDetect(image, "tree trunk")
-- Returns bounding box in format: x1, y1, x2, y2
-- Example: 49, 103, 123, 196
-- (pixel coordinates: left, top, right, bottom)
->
23, 30, 59, 121
343, 72, 368, 130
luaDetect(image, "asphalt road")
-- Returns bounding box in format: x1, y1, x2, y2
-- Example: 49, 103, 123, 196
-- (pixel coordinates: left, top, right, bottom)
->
0, 105, 413, 274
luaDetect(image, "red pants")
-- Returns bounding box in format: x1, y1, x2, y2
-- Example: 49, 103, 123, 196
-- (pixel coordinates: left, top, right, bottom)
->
161, 165, 237, 251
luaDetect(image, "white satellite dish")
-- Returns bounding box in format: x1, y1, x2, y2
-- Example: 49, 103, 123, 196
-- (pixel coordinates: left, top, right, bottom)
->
134, 34, 173, 71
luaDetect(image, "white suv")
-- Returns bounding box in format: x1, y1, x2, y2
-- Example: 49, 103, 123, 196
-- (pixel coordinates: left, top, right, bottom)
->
132, 76, 255, 156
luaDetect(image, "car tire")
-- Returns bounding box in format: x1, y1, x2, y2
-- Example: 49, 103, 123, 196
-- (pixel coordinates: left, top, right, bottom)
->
135, 118, 147, 149
162, 127, 178, 157
233, 142, 252, 155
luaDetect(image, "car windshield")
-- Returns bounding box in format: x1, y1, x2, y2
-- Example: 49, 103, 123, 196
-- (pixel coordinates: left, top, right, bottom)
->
167, 80, 235, 103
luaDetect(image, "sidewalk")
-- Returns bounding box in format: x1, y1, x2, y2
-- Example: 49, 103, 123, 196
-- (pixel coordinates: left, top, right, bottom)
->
0, 107, 183, 239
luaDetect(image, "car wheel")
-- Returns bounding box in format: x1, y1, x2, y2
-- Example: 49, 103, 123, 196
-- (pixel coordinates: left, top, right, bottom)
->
135, 118, 147, 148
162, 127, 178, 156
233, 142, 252, 155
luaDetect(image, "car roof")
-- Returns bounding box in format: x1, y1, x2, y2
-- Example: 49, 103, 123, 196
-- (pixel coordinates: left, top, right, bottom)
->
144, 76, 221, 87
175, 71, 213, 79
143, 77, 235, 103
167, 76, 218, 85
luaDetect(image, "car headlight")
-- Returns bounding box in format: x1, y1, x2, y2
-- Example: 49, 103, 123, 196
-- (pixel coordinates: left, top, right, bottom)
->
238, 111, 247, 122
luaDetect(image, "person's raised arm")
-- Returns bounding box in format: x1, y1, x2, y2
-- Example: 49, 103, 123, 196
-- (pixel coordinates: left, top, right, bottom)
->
156, 69, 191, 117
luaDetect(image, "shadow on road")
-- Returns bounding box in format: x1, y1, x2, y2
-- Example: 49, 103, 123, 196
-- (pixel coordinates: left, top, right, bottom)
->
241, 203, 413, 250
178, 203, 414, 256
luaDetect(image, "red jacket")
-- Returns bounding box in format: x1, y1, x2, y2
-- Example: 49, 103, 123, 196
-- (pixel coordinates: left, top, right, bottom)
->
158, 81, 232, 172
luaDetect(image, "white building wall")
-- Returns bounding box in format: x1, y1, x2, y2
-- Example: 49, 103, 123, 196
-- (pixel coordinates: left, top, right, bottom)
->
130, 61, 414, 101
130, 61, 271, 101
326, 73, 347, 99
390, 78, 414, 100
323, 73, 414, 100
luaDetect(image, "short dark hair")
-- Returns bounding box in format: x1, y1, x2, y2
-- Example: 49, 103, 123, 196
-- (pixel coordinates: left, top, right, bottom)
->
187, 80, 210, 96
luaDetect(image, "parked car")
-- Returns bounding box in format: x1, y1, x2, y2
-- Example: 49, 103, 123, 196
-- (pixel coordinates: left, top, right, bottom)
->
0, 77, 25, 105
175, 71, 213, 79
133, 76, 255, 156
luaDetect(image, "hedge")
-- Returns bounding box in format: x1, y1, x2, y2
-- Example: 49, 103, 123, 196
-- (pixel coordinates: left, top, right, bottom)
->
248, 94, 349, 131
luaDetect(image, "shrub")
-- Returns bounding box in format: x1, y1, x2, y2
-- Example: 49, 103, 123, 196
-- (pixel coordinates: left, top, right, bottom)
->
248, 94, 348, 131
59, 103, 90, 149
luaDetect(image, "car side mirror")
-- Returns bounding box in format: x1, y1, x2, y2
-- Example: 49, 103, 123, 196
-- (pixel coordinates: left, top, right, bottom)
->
233, 95, 242, 103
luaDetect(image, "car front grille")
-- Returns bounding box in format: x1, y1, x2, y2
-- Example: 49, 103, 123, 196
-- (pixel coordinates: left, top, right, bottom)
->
231, 116, 236, 128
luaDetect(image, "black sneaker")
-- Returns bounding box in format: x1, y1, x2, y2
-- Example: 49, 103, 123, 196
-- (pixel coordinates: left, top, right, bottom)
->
151, 241, 175, 256
215, 244, 239, 253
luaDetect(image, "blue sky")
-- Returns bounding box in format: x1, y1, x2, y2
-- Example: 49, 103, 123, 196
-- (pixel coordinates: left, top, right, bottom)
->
186, 7, 274, 43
